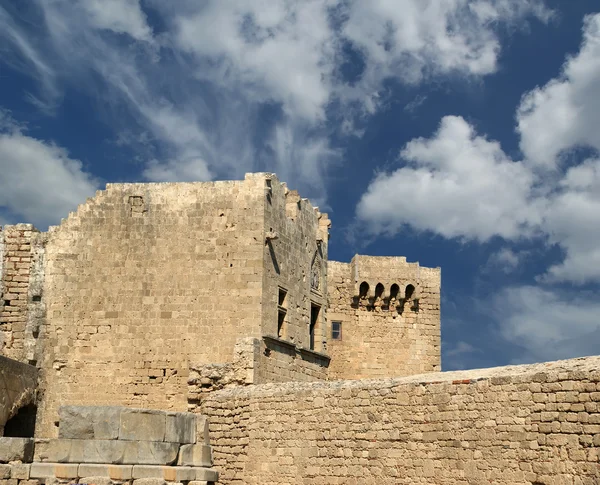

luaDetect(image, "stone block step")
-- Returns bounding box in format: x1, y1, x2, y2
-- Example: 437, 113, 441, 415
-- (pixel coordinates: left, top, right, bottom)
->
29, 462, 218, 483
0, 437, 34, 463
35, 439, 179, 465
58, 406, 197, 444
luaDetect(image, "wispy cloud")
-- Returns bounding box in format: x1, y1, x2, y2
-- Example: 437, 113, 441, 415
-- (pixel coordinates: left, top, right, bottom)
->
0, 0, 552, 214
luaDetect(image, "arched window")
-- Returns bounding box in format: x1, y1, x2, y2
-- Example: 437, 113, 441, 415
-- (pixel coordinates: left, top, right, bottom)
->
359, 281, 370, 299
405, 284, 415, 300
389, 284, 399, 301
375, 283, 384, 300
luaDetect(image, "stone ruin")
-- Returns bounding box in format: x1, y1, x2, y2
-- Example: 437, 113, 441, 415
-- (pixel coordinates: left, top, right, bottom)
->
0, 173, 598, 484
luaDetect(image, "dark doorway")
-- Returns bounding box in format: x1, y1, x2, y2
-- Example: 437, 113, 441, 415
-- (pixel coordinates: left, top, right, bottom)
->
4, 404, 36, 437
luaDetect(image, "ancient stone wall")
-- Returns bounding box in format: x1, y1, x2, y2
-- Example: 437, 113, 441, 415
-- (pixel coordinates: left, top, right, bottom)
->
36, 175, 269, 437
260, 176, 330, 354
0, 356, 37, 436
203, 356, 600, 485
187, 338, 329, 412
327, 256, 441, 380
0, 225, 45, 364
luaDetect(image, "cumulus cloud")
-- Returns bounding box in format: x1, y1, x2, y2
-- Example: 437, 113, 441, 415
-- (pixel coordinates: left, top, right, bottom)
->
495, 286, 600, 363
357, 116, 539, 241
518, 13, 600, 169
0, 114, 98, 229
357, 12, 600, 285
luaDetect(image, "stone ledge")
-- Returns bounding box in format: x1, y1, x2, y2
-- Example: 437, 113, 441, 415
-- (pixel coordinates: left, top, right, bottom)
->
263, 335, 331, 365
35, 439, 179, 465
27, 463, 217, 483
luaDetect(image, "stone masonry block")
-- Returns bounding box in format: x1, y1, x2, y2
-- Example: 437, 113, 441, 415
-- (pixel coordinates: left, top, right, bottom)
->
132, 479, 166, 485
132, 466, 195, 482
122, 441, 179, 465
195, 416, 210, 445
165, 412, 196, 444
0, 465, 10, 479
30, 463, 77, 479
77, 464, 133, 480
78, 477, 114, 485
10, 464, 30, 479
193, 468, 218, 482
120, 409, 165, 442
37, 439, 178, 465
177, 444, 212, 467
0, 438, 34, 463
58, 406, 120, 440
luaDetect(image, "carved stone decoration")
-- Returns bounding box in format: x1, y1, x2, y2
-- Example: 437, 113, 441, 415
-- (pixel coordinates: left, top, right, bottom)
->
310, 253, 321, 291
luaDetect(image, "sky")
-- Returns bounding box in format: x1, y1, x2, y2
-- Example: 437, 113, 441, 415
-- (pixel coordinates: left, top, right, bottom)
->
1, 0, 599, 371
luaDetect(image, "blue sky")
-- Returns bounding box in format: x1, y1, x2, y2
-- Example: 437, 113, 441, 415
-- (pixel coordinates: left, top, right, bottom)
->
1, 0, 600, 370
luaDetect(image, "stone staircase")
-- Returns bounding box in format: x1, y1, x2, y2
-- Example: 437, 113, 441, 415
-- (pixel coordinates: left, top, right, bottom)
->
1, 406, 218, 485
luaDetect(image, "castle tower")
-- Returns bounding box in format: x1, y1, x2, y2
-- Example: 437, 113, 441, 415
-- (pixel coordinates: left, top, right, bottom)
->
327, 255, 441, 379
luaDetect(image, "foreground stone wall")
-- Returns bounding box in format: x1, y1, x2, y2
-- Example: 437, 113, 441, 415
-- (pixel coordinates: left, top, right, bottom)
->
203, 356, 600, 485
37, 176, 268, 437
327, 256, 441, 380
0, 356, 37, 436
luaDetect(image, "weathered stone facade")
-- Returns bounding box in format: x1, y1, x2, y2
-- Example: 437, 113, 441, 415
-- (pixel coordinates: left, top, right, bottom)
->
1, 172, 598, 484
0, 173, 440, 438
327, 256, 441, 379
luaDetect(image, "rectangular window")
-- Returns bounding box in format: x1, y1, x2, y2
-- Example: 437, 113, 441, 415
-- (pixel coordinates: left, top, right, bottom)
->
278, 288, 288, 338
331, 321, 342, 340
310, 303, 320, 350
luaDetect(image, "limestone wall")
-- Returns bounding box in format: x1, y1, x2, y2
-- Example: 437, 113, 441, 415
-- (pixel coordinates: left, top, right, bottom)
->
202, 356, 600, 485
36, 176, 268, 437
327, 256, 441, 380
0, 356, 37, 436
0, 225, 45, 364
260, 176, 330, 354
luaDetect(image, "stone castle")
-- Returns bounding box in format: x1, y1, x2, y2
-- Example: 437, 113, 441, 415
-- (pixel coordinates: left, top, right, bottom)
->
0, 173, 598, 485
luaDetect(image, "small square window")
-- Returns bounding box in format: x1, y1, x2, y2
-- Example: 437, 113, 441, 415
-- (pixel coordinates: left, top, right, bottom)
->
331, 321, 342, 340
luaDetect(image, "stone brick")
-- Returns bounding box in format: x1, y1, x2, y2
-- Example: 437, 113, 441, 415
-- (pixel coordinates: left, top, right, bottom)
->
77, 464, 133, 480
58, 406, 120, 440
0, 438, 34, 463
10, 464, 30, 479
30, 463, 77, 479
165, 412, 195, 444
177, 444, 212, 467
120, 409, 166, 442
132, 466, 196, 482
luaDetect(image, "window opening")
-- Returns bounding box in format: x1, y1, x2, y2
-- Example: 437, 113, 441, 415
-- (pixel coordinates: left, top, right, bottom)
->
277, 288, 288, 338
359, 281, 370, 299
331, 321, 342, 340
310, 303, 320, 350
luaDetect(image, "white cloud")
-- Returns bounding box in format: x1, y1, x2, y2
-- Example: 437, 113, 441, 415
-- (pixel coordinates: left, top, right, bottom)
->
339, 0, 551, 110
495, 286, 600, 363
77, 0, 153, 41
517, 13, 600, 169
0, 116, 98, 229
485, 248, 525, 273
357, 116, 539, 241
0, 0, 550, 204
541, 157, 600, 284
357, 12, 600, 285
